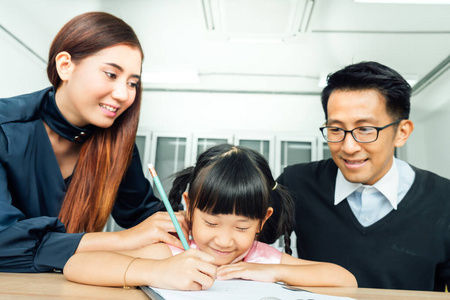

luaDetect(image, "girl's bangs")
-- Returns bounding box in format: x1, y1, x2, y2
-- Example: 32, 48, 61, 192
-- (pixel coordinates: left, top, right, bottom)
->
193, 154, 269, 220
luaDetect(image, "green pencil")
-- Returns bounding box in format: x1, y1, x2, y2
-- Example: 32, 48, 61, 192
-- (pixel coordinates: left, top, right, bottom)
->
148, 164, 190, 250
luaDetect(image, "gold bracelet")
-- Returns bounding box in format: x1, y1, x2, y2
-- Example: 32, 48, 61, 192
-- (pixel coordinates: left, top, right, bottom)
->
123, 257, 140, 290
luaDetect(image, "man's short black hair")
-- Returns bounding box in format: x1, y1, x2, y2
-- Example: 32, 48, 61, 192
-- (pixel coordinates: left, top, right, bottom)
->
321, 61, 411, 121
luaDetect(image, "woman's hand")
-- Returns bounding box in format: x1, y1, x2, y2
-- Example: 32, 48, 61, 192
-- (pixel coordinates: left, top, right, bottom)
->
146, 249, 217, 290
119, 211, 189, 250
76, 211, 189, 253
217, 262, 278, 283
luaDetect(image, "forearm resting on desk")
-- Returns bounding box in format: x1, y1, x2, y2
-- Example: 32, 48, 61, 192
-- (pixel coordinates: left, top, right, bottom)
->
217, 253, 357, 288
63, 250, 217, 290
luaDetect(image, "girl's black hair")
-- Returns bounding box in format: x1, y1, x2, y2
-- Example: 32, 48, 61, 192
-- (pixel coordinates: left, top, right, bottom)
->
168, 144, 294, 255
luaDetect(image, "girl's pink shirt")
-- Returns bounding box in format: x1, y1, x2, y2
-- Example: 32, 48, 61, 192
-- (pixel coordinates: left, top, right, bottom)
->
167, 240, 282, 264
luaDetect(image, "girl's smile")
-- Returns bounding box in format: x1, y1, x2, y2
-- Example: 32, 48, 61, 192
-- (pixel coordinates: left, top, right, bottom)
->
189, 208, 272, 266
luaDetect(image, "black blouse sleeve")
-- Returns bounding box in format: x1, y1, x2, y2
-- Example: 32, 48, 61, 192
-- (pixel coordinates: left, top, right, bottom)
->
0, 162, 84, 273
112, 145, 165, 228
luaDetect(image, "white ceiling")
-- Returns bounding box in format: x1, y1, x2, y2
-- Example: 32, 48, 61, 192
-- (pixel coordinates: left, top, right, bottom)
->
2, 0, 450, 96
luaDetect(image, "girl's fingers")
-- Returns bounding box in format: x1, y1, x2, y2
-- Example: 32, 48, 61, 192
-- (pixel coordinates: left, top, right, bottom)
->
188, 248, 215, 264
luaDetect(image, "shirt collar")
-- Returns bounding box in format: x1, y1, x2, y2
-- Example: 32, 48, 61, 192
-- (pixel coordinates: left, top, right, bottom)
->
40, 89, 95, 144
334, 158, 400, 209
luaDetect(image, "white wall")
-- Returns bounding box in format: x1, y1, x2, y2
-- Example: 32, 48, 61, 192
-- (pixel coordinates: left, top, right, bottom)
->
0, 0, 102, 97
0, 25, 48, 97
407, 68, 450, 179
139, 91, 323, 135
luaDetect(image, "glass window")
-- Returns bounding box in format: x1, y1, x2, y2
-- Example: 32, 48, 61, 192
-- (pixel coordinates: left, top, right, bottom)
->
322, 142, 332, 160
154, 137, 187, 198
135, 135, 146, 164
280, 141, 312, 170
196, 138, 228, 158
239, 139, 270, 162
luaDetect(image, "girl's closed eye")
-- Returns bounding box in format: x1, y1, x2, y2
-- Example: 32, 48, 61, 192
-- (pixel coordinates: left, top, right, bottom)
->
236, 226, 250, 232
203, 219, 218, 227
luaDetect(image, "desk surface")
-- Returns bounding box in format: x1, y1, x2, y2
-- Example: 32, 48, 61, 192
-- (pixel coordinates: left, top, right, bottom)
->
0, 272, 448, 300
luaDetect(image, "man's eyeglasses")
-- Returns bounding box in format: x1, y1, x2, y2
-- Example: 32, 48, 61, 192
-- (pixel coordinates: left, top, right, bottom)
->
319, 120, 402, 143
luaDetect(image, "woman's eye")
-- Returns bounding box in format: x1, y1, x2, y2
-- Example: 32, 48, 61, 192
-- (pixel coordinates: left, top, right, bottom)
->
128, 82, 138, 89
105, 72, 117, 79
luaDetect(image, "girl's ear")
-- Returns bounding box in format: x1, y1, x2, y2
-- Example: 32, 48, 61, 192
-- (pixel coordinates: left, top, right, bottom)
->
259, 207, 274, 231
183, 192, 190, 218
55, 51, 74, 82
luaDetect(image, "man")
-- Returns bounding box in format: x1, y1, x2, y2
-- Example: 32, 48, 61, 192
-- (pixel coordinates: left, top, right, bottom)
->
270, 61, 450, 291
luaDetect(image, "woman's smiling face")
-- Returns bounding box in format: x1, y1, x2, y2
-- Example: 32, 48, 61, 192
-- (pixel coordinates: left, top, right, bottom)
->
56, 44, 142, 128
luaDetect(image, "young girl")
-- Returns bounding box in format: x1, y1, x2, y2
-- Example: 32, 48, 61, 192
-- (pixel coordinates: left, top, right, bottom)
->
126, 144, 356, 287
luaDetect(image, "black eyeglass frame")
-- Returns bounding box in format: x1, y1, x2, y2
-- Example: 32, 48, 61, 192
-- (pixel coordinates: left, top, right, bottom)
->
319, 120, 403, 143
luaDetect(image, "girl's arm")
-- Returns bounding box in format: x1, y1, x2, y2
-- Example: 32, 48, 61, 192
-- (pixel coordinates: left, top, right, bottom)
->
63, 249, 217, 290
217, 253, 357, 287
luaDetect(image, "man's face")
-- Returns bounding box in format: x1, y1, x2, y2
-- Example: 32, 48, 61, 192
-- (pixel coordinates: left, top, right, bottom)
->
326, 89, 400, 185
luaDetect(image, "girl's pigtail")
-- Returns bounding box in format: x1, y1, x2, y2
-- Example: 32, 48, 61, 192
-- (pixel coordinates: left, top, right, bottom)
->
168, 167, 194, 211
276, 184, 295, 255
259, 183, 295, 255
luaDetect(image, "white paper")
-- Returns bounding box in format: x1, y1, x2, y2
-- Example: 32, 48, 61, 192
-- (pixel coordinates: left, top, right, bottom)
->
146, 280, 355, 300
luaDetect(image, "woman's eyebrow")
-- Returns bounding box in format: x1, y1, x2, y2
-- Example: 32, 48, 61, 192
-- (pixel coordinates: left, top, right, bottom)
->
104, 62, 123, 71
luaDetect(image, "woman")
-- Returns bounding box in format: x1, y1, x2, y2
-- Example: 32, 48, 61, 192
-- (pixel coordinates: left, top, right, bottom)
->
0, 12, 216, 290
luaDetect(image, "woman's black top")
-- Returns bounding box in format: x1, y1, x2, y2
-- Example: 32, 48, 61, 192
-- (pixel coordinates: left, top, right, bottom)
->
0, 87, 163, 272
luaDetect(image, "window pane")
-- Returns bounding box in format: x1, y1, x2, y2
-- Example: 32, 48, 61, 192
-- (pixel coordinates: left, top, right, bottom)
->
154, 137, 186, 198
239, 140, 270, 162
280, 141, 312, 170
135, 135, 146, 164
197, 138, 228, 158
323, 143, 332, 160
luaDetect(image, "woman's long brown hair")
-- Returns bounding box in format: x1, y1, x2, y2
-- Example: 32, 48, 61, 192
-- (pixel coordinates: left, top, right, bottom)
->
47, 12, 144, 233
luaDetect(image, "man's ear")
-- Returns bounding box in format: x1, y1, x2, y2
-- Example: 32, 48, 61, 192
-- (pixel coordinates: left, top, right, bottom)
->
394, 119, 414, 148
55, 51, 74, 82
259, 207, 274, 231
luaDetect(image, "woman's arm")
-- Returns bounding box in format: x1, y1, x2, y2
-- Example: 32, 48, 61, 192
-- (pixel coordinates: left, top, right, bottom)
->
76, 211, 190, 253
217, 253, 357, 287
63, 249, 217, 290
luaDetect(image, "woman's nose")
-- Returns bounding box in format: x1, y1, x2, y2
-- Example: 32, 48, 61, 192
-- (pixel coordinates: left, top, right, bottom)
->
111, 82, 129, 102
